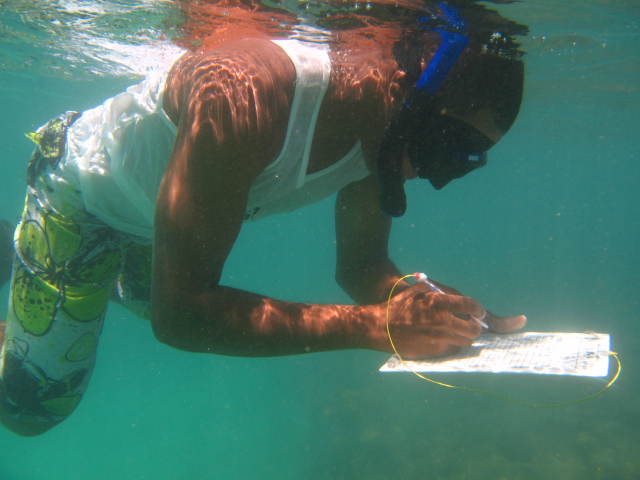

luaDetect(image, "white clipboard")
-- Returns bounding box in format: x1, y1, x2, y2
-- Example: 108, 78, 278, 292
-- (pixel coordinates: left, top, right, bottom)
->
380, 332, 611, 377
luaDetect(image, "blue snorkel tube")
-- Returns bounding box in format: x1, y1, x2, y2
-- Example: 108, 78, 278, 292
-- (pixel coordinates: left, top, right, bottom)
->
415, 6, 469, 95
377, 2, 469, 217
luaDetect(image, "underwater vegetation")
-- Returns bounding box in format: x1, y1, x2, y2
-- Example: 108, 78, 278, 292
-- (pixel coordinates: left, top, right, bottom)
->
304, 379, 640, 480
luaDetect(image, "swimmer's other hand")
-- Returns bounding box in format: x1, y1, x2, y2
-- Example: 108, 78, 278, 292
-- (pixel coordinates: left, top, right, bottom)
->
483, 312, 527, 333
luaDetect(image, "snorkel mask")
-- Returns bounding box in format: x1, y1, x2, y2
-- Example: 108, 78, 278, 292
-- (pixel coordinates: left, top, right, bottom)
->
377, 2, 494, 217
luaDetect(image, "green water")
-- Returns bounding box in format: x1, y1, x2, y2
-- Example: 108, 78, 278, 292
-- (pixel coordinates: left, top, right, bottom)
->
0, 1, 639, 479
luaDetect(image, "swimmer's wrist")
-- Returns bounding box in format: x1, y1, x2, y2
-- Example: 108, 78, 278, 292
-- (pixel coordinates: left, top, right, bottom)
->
346, 304, 394, 353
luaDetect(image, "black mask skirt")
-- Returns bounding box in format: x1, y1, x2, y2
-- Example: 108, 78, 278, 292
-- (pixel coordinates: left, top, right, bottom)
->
376, 89, 495, 217
407, 108, 494, 190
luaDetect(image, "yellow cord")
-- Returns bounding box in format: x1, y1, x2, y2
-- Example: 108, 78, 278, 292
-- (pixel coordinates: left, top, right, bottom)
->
385, 275, 621, 408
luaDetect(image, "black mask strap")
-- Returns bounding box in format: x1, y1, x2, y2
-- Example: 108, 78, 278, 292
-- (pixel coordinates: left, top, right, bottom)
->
377, 2, 469, 217
376, 99, 412, 217
376, 89, 435, 217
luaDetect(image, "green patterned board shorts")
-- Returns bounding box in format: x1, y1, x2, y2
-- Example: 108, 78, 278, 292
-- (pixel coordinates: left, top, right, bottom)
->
0, 112, 152, 426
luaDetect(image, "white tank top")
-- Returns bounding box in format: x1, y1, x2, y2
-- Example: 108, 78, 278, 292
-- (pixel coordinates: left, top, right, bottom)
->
65, 40, 370, 238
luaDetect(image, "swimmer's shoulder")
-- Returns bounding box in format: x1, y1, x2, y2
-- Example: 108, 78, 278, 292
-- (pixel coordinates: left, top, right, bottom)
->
163, 39, 296, 125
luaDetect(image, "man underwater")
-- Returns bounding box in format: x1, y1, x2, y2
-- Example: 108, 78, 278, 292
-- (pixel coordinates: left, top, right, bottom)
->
0, 0, 527, 436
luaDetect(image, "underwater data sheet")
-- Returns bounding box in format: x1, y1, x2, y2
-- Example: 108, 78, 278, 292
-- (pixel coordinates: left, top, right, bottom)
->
380, 332, 611, 377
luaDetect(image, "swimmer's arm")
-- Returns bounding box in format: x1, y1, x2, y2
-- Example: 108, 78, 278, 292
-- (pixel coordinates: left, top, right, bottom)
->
152, 140, 385, 356
152, 131, 482, 358
152, 131, 386, 356
335, 175, 409, 305
151, 40, 385, 356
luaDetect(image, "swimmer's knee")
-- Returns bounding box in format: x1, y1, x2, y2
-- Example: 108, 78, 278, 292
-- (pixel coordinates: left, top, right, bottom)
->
0, 392, 62, 437
0, 404, 62, 437
0, 350, 86, 437
0, 382, 67, 436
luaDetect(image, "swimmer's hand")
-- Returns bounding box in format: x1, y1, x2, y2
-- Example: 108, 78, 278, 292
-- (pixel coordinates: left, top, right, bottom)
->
483, 311, 527, 334
372, 284, 525, 359
431, 282, 527, 334
0, 321, 5, 348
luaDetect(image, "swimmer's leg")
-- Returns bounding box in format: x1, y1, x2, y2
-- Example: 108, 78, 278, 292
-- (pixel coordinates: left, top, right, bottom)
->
1, 114, 125, 436
0, 191, 124, 436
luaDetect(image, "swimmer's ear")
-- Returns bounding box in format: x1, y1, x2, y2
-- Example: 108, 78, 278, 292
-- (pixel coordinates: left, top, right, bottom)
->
389, 70, 406, 101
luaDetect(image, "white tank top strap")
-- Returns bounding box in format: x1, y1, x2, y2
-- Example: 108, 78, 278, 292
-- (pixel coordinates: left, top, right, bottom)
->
269, 39, 331, 188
